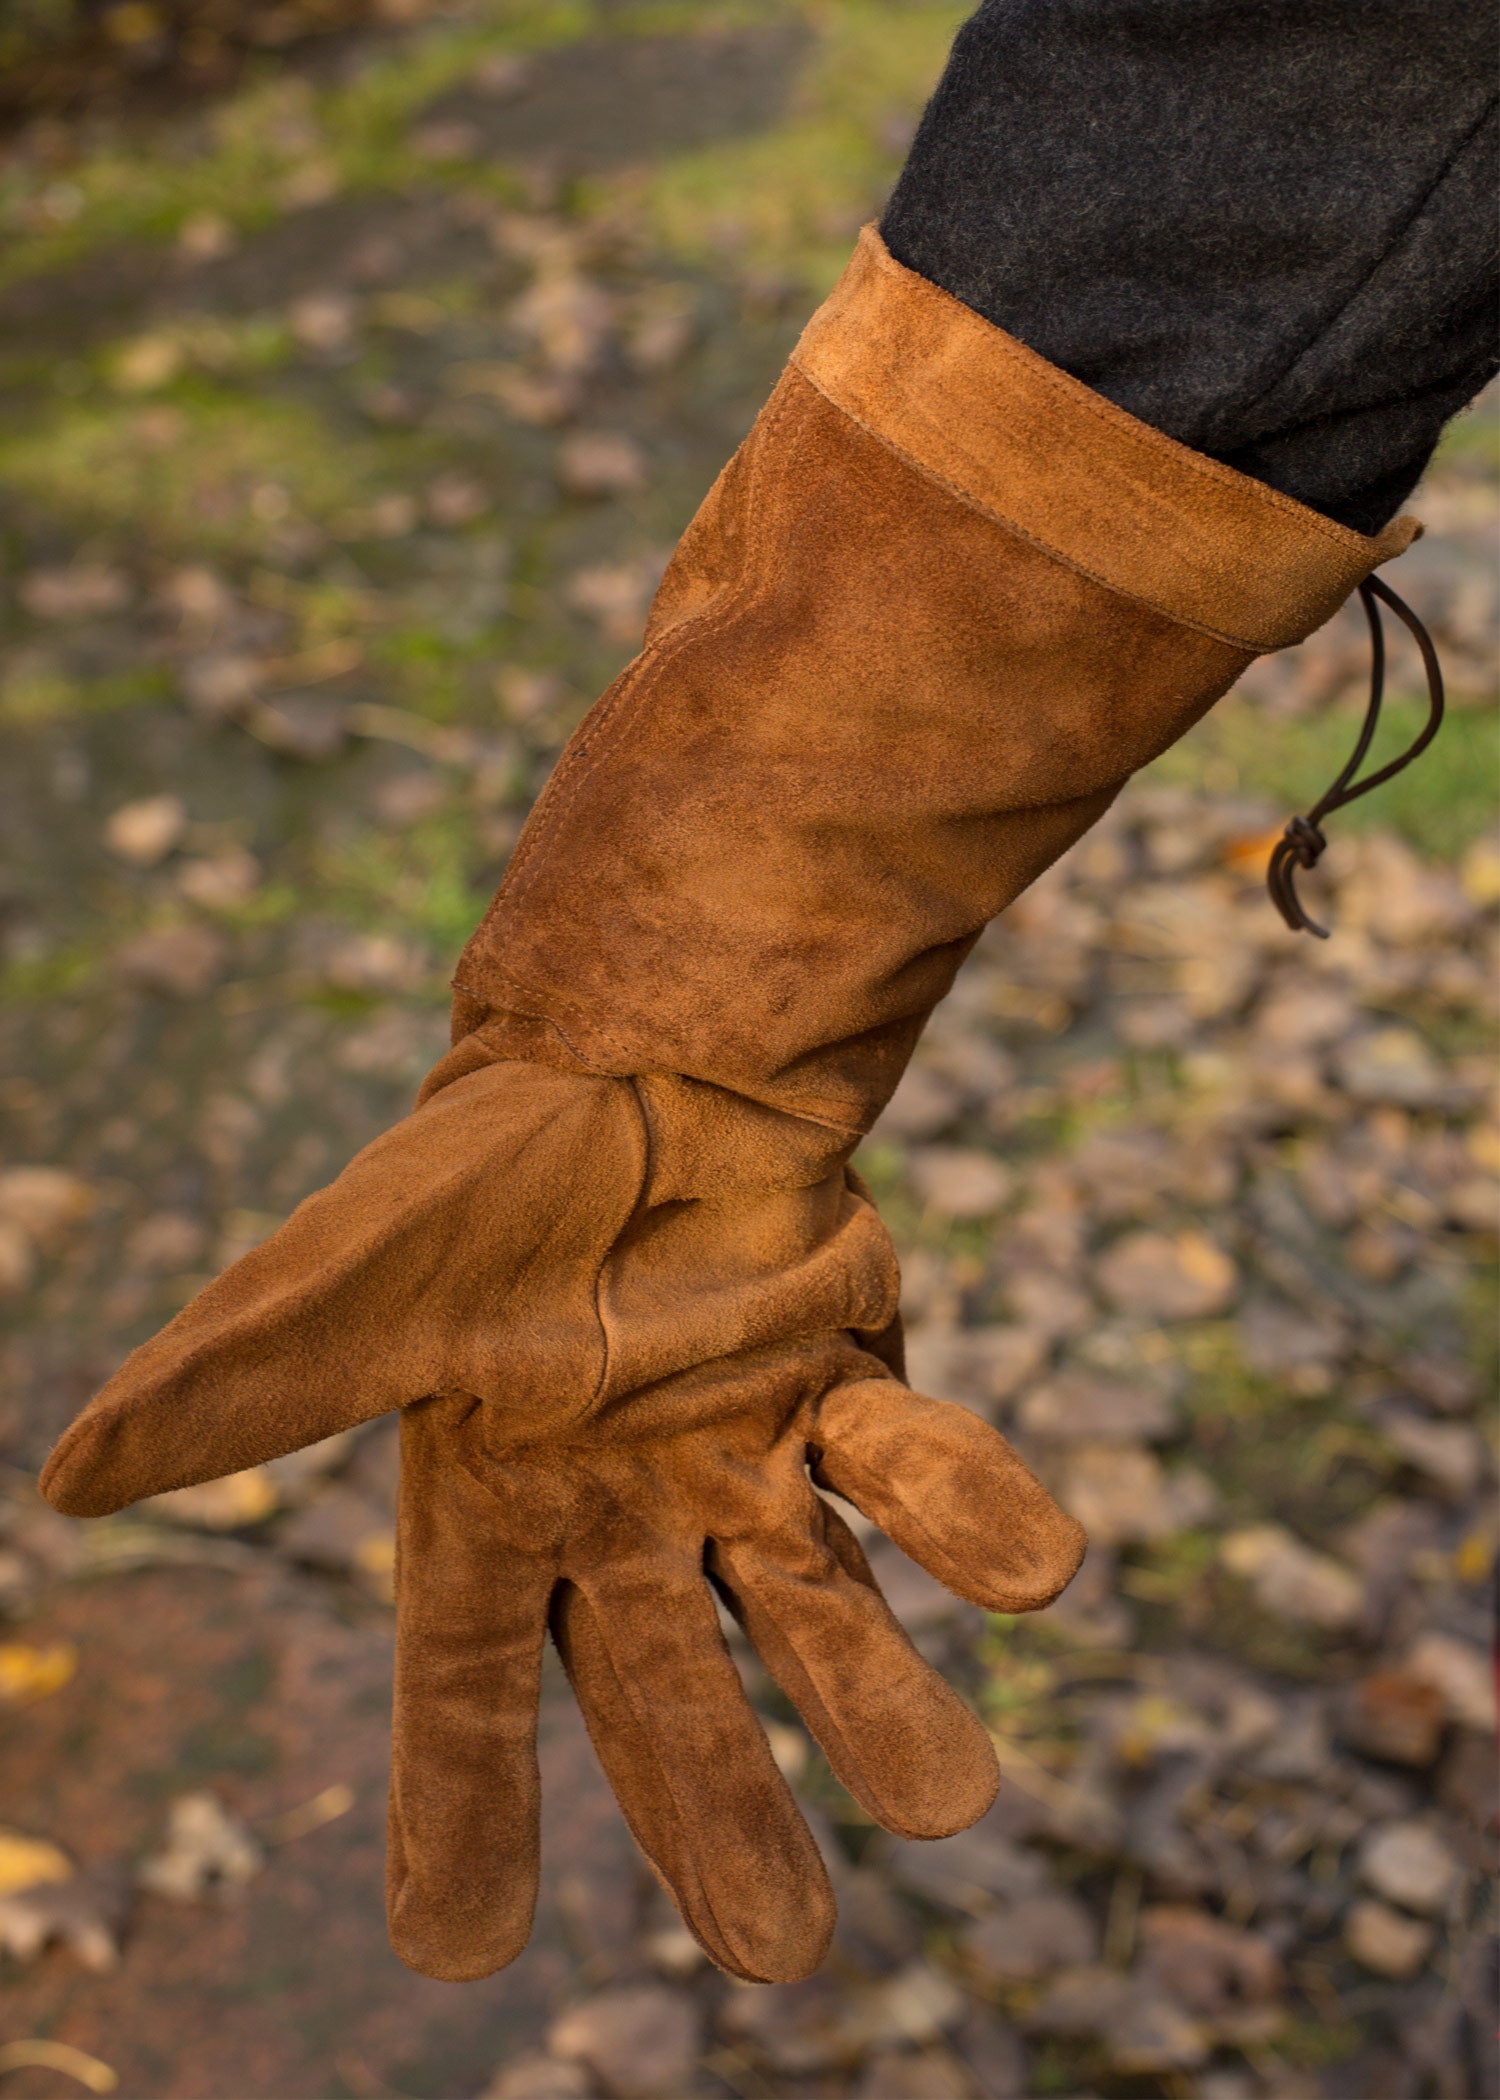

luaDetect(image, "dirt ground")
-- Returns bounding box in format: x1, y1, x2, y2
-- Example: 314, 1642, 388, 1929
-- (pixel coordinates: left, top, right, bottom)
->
0, 7, 1495, 2098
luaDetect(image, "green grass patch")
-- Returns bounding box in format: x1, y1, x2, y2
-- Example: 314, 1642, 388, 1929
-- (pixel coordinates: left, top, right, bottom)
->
0, 387, 384, 555
0, 661, 173, 727
316, 811, 493, 956
0, 3, 595, 291
629, 0, 968, 295
1148, 687, 1499, 861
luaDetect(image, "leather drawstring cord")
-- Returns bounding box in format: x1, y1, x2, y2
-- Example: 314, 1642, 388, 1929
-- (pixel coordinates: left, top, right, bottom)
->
1268, 574, 1446, 939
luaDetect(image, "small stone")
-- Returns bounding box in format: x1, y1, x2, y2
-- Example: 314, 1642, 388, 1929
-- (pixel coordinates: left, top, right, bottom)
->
1024, 1963, 1132, 2038
116, 923, 228, 997
1344, 1896, 1434, 1979
248, 694, 349, 759
720, 1975, 862, 2076
1334, 1027, 1446, 1108
1403, 1357, 1481, 1416
0, 1221, 34, 1296
277, 1487, 394, 1596
177, 210, 236, 261
902, 1322, 1045, 1413
1358, 1820, 1462, 1915
1015, 1368, 1177, 1444
176, 849, 261, 911
565, 553, 669, 643
1096, 1230, 1237, 1320
886, 1825, 1048, 1914
963, 1892, 1097, 1987
409, 118, 481, 162
367, 492, 418, 535
907, 1147, 1013, 1220
546, 1982, 697, 2100
998, 1264, 1091, 1339
1220, 1525, 1364, 1628
852, 1964, 967, 2051
0, 1167, 97, 1247
1238, 1299, 1347, 1386
1103, 1995, 1211, 2075
1061, 1446, 1216, 1546
1135, 1905, 1282, 2028
287, 292, 355, 350
473, 52, 533, 96
1403, 1632, 1497, 1732
181, 652, 265, 721
870, 1064, 963, 1140
1254, 981, 1357, 1048
853, 2048, 972, 2100
20, 564, 131, 619
1380, 1412, 1485, 1497
323, 931, 427, 994
641, 1921, 706, 1979
548, 1984, 699, 2100
425, 471, 489, 526
104, 793, 186, 866
558, 432, 648, 497
483, 2053, 592, 2100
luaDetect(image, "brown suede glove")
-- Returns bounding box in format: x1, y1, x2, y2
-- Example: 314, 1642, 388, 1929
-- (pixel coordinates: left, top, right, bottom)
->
43, 1054, 1080, 1982
41, 228, 1415, 1984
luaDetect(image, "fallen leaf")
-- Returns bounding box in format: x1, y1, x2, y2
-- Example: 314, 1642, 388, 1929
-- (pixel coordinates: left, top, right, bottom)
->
1402, 1631, 1498, 1731
908, 1147, 1013, 1220
137, 1792, 262, 1902
0, 1868, 126, 1974
20, 565, 132, 619
1220, 1525, 1363, 1628
0, 1642, 78, 1704
1358, 1819, 1462, 1915
549, 1984, 701, 2100
116, 923, 228, 997
0, 1167, 97, 1245
558, 431, 648, 497
1096, 1230, 1238, 1320
142, 1469, 278, 1531
104, 793, 186, 867
1343, 1896, 1434, 1979
0, 1828, 73, 1897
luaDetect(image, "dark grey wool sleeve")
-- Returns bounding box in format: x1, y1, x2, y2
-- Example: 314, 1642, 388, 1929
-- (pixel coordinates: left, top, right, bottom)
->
881, 0, 1499, 534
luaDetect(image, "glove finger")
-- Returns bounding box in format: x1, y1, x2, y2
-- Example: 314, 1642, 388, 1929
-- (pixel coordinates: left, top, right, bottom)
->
41, 1060, 642, 1516
552, 1551, 834, 1985
386, 1402, 555, 1981
810, 1376, 1086, 1612
712, 1502, 997, 1841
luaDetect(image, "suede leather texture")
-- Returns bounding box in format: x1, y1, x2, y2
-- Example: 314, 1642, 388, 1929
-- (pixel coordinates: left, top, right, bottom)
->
41, 228, 1412, 1986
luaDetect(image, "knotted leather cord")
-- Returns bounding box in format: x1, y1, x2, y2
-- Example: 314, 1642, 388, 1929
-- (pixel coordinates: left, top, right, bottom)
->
1267, 574, 1446, 938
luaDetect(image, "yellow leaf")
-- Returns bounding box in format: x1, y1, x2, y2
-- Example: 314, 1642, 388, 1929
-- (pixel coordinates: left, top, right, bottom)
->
0, 1828, 73, 1897
0, 1641, 77, 1704
144, 1469, 277, 1530
1174, 1231, 1236, 1295
354, 1531, 396, 1603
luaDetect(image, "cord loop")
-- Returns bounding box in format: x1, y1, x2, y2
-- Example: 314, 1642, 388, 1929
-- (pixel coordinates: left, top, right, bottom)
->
1267, 574, 1445, 939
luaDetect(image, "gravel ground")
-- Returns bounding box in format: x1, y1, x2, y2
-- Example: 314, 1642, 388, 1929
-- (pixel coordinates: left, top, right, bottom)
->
0, 7, 1495, 2097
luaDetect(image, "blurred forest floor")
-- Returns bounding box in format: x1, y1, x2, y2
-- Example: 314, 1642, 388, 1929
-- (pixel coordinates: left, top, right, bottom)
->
0, 6, 1495, 2098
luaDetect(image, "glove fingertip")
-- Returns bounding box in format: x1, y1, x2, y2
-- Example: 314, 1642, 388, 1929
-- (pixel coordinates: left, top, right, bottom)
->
39, 1419, 130, 1519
